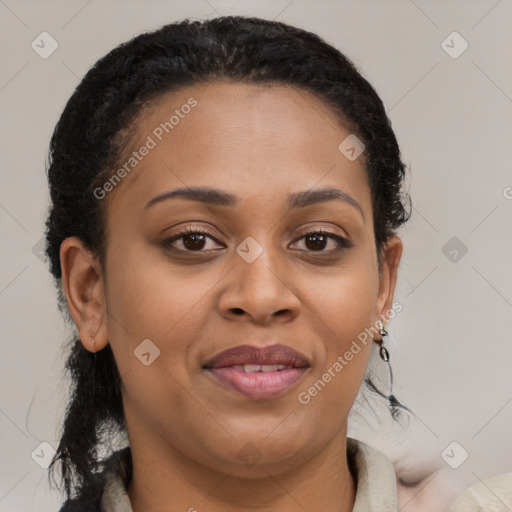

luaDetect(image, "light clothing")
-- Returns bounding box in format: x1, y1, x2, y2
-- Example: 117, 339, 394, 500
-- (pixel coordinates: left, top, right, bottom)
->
449, 472, 512, 512
58, 438, 511, 511
99, 438, 398, 511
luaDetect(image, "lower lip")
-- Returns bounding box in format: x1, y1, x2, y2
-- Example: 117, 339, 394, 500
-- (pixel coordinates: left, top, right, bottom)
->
207, 367, 308, 399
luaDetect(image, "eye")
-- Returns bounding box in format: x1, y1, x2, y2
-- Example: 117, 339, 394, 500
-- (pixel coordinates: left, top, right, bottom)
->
161, 226, 224, 252
290, 229, 353, 253
161, 226, 353, 255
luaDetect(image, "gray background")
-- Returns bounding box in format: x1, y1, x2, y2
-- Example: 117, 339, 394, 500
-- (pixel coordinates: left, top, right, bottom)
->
0, 0, 511, 509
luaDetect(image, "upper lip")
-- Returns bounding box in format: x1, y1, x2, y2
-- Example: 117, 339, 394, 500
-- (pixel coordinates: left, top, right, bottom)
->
204, 343, 310, 369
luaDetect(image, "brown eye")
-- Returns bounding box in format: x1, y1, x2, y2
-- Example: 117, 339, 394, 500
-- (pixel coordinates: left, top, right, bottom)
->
162, 227, 224, 253
291, 230, 353, 253
181, 233, 207, 251
304, 232, 328, 251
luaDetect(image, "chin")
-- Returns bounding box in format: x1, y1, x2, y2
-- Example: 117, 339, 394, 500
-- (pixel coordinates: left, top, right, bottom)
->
199, 432, 318, 479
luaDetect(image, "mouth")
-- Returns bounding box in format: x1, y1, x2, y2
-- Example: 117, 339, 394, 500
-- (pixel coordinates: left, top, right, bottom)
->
203, 343, 310, 399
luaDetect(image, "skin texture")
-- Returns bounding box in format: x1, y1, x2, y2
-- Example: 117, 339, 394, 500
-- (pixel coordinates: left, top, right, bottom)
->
60, 81, 402, 512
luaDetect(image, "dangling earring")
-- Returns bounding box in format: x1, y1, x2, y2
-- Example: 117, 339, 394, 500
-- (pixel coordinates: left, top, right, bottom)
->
377, 319, 389, 362
371, 318, 403, 411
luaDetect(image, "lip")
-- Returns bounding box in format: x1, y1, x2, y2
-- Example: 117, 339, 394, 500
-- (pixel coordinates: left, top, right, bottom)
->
204, 343, 310, 368
203, 343, 310, 399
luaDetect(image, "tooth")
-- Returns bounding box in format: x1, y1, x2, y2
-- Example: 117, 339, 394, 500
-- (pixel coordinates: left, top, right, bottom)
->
230, 365, 245, 371
261, 365, 279, 372
243, 364, 261, 373
276, 364, 287, 370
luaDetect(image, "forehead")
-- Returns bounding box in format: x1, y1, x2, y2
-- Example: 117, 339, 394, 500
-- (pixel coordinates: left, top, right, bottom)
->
103, 80, 371, 221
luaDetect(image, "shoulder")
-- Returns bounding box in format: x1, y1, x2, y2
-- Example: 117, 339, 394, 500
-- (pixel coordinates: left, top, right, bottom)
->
448, 472, 512, 511
352, 438, 512, 512
393, 455, 511, 512
58, 447, 132, 512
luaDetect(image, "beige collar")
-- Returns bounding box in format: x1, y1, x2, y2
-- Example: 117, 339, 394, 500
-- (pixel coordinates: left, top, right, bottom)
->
100, 437, 398, 511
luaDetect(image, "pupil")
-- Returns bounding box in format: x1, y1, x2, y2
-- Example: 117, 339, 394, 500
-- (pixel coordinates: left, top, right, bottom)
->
183, 234, 206, 250
305, 233, 326, 251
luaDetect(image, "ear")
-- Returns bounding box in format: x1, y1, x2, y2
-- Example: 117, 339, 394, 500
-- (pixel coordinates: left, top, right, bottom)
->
59, 236, 109, 352
375, 235, 403, 324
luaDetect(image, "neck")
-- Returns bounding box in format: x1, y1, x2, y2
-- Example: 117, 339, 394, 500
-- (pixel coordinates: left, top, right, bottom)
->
127, 428, 356, 512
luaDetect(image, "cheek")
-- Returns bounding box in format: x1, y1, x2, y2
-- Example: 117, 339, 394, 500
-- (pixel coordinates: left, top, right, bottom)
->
301, 256, 379, 406
103, 250, 213, 431
103, 243, 228, 385
309, 255, 379, 345
104, 243, 209, 338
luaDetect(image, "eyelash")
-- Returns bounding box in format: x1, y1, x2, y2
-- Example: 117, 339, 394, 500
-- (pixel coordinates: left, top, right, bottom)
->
161, 225, 353, 255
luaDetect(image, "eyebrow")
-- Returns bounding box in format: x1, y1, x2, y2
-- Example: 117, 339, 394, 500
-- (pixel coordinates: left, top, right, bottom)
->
144, 186, 364, 219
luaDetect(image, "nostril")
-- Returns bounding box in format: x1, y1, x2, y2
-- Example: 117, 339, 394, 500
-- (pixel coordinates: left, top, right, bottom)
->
232, 308, 244, 315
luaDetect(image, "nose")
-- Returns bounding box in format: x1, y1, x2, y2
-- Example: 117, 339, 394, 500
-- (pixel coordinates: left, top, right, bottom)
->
218, 247, 301, 325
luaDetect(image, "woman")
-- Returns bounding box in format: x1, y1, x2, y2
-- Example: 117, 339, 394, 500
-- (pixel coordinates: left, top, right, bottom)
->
44, 16, 510, 511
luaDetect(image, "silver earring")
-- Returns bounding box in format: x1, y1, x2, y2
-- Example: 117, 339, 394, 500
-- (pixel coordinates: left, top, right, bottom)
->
367, 320, 408, 414
377, 319, 389, 362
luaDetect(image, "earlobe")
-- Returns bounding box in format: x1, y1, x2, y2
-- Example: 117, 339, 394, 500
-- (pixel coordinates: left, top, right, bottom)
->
89, 323, 109, 353
376, 235, 403, 322
59, 236, 109, 352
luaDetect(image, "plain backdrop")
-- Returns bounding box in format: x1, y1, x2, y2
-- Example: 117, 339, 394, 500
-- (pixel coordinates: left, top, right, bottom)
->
0, 0, 511, 510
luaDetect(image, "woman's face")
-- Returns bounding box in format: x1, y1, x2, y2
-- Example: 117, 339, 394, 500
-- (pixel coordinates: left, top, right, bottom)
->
69, 80, 401, 477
